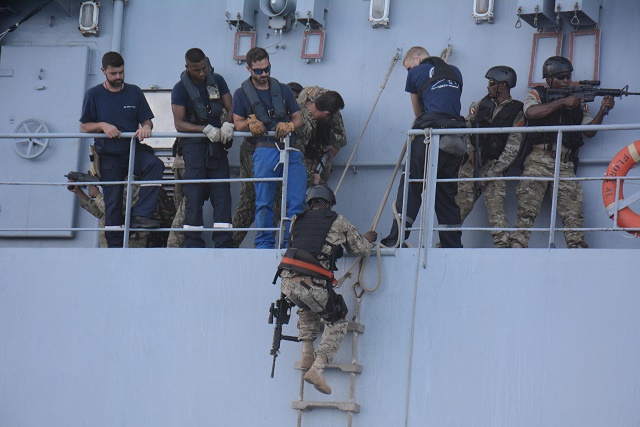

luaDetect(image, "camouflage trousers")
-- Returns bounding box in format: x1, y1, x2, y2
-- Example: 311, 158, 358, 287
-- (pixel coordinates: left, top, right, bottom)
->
456, 160, 510, 247
302, 156, 332, 188
231, 139, 281, 248
280, 274, 348, 363
167, 196, 185, 247
98, 228, 148, 248
167, 158, 185, 248
510, 149, 586, 248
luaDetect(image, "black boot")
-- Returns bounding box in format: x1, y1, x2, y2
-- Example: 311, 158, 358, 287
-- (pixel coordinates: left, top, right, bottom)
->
130, 216, 161, 228
380, 219, 411, 248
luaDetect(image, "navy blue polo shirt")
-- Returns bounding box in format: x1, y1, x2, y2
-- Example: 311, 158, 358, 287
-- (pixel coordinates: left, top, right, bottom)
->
80, 83, 154, 155
171, 73, 230, 128
405, 61, 463, 117
232, 81, 300, 130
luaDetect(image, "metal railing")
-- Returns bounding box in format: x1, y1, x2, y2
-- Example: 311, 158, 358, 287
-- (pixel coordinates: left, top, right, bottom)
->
0, 131, 295, 248
2, 124, 640, 249
400, 123, 640, 250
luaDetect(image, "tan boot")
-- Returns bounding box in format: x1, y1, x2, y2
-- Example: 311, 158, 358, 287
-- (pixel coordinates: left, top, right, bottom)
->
300, 341, 315, 370
303, 354, 331, 394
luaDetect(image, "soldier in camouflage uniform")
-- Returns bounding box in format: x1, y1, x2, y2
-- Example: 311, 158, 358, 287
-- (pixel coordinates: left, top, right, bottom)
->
455, 66, 525, 247
276, 185, 377, 394
295, 86, 347, 188
509, 56, 615, 248
68, 179, 174, 247
167, 149, 185, 247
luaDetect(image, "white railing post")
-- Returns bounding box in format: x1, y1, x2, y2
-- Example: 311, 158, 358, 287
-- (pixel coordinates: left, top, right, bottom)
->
424, 134, 439, 251
399, 137, 411, 248
122, 136, 137, 248
278, 134, 290, 251
548, 130, 563, 249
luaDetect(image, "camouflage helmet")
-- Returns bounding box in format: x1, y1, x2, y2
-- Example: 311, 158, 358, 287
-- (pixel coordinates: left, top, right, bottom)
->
542, 56, 573, 78
306, 184, 336, 206
485, 65, 517, 88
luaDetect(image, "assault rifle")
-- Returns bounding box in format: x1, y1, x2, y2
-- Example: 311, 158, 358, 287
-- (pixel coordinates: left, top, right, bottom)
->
64, 171, 99, 187
545, 80, 640, 115
268, 292, 298, 378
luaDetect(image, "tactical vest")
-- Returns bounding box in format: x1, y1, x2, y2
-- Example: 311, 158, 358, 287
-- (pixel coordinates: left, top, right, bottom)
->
526, 86, 584, 150
180, 70, 223, 124
289, 208, 342, 271
416, 56, 463, 101
241, 77, 288, 131
473, 96, 523, 160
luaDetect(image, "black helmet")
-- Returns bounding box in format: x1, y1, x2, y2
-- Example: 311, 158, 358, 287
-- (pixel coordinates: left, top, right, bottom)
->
485, 65, 517, 88
306, 185, 336, 206
542, 56, 573, 78
288, 82, 303, 96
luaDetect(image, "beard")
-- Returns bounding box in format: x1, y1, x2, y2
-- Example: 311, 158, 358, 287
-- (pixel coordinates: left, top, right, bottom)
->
108, 77, 124, 88
251, 74, 268, 86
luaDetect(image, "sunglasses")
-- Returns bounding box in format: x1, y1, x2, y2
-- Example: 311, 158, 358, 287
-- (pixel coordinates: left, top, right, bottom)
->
251, 65, 271, 75
554, 73, 571, 81
488, 80, 499, 86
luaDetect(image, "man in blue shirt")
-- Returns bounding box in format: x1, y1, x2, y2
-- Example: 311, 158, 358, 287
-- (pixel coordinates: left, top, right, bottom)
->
381, 46, 465, 248
80, 51, 165, 248
171, 48, 234, 248
232, 47, 306, 249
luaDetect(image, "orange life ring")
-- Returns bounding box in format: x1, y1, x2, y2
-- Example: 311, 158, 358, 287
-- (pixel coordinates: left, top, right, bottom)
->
602, 139, 640, 235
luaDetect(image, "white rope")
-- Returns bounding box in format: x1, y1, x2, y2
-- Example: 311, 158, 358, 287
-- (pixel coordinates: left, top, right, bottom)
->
335, 134, 409, 289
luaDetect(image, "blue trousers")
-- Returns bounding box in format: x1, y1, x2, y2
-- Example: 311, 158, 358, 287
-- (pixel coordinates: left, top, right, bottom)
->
253, 147, 306, 249
99, 144, 164, 248
182, 140, 233, 248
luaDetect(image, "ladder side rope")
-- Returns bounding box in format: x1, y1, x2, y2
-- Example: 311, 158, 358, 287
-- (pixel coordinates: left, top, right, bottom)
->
334, 49, 402, 196
297, 371, 304, 427
347, 297, 362, 427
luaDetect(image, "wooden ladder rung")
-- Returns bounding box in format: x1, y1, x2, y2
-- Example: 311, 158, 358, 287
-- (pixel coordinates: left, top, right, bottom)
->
347, 321, 365, 334
294, 362, 362, 373
292, 400, 360, 413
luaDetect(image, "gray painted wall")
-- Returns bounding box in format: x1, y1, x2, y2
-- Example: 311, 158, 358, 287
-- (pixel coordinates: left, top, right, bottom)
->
1, 248, 639, 426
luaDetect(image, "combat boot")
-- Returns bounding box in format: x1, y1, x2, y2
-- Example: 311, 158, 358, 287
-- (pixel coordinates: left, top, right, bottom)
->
380, 219, 411, 248
303, 354, 331, 394
300, 341, 315, 370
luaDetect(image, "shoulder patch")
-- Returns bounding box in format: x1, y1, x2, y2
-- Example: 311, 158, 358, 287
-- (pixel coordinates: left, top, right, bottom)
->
528, 89, 540, 101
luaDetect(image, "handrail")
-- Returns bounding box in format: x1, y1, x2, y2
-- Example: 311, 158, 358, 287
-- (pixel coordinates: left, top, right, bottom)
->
0, 131, 293, 248
1, 125, 640, 248
400, 123, 640, 252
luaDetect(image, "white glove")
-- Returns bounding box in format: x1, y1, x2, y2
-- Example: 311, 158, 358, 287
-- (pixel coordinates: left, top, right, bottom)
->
203, 124, 221, 143
220, 122, 235, 144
